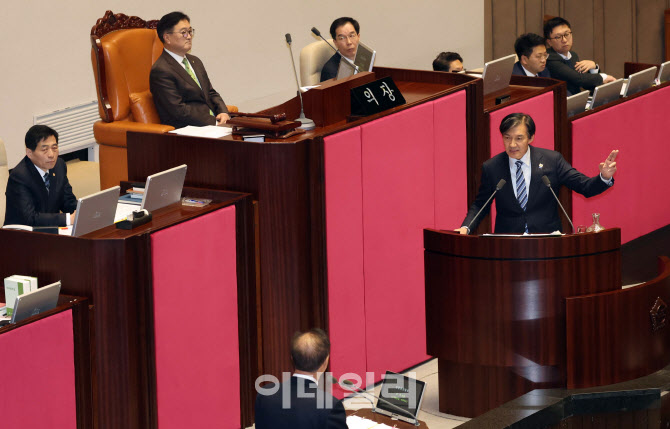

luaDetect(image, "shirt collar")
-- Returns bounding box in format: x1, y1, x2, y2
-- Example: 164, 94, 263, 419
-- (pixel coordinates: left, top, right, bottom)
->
164, 48, 186, 64
509, 146, 532, 168
521, 65, 537, 77
293, 373, 318, 385
32, 163, 48, 178
558, 51, 572, 61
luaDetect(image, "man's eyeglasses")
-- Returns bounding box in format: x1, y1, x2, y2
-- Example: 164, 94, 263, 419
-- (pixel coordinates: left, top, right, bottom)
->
169, 28, 195, 38
336, 33, 358, 42
549, 31, 572, 41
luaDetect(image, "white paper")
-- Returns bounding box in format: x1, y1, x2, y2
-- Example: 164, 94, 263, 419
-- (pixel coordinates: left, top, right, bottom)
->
168, 125, 233, 138
115, 202, 139, 223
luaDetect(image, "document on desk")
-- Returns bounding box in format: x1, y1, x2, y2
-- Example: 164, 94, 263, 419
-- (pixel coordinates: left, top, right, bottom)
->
346, 415, 395, 429
169, 125, 233, 138
115, 202, 138, 222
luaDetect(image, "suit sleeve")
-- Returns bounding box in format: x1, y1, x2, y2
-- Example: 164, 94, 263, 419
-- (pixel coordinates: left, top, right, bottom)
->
554, 152, 611, 197
327, 399, 348, 429
150, 66, 217, 127
461, 163, 497, 232
5, 175, 67, 226
546, 52, 603, 92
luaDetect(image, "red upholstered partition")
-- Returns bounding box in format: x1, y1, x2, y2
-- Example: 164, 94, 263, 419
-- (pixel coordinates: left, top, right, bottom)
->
324, 127, 367, 392
151, 206, 240, 428
571, 85, 670, 244
325, 91, 467, 392
0, 310, 77, 428
488, 91, 555, 226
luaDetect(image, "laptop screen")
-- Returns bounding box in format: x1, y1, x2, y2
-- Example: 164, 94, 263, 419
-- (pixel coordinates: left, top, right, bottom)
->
375, 371, 426, 421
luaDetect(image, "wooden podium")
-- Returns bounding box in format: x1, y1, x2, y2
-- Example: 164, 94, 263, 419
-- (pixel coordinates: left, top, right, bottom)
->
423, 229, 622, 417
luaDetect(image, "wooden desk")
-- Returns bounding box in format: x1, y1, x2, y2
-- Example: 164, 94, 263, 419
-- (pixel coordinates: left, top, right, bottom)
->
0, 189, 255, 429
127, 68, 477, 393
0, 296, 90, 428
424, 229, 621, 417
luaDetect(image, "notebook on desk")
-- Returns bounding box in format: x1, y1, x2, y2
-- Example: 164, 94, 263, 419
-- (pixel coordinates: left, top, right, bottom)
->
623, 66, 657, 97
336, 41, 376, 79
589, 78, 624, 110
481, 54, 516, 95
71, 186, 121, 237
567, 90, 590, 117
657, 61, 670, 84
8, 281, 61, 324
141, 164, 187, 212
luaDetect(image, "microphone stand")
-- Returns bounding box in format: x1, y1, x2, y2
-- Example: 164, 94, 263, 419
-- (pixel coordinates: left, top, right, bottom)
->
310, 27, 359, 74
285, 33, 315, 130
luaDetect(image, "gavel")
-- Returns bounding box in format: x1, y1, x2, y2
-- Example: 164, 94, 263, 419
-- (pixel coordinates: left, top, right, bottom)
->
229, 112, 287, 124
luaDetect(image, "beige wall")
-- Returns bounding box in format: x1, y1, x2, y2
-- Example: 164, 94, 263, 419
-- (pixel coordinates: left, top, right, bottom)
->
0, 1, 484, 167
485, 0, 669, 74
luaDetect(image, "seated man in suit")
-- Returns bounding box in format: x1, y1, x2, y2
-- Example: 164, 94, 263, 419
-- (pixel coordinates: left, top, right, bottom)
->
432, 52, 464, 72
320, 17, 361, 82
255, 328, 348, 429
150, 11, 229, 128
544, 17, 614, 95
456, 113, 618, 234
513, 33, 551, 78
5, 125, 77, 226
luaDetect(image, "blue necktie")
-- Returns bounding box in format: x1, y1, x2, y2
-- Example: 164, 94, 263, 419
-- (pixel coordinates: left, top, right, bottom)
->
515, 160, 528, 233
43, 171, 50, 194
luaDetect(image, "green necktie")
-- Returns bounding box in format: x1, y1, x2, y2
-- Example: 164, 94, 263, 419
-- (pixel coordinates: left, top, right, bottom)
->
182, 58, 214, 117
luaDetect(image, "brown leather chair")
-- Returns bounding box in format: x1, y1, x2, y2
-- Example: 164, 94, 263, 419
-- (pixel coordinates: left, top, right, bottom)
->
90, 11, 237, 189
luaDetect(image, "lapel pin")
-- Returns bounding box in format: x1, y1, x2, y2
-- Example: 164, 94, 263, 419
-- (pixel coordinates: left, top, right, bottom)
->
539, 163, 543, 169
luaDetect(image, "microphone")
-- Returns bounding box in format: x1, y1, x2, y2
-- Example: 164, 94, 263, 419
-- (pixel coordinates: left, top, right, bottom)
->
541, 175, 575, 233
285, 33, 315, 130
338, 378, 419, 426
310, 27, 359, 73
466, 179, 506, 234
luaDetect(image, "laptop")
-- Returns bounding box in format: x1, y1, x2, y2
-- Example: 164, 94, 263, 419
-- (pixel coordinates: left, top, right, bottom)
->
657, 61, 670, 84
71, 186, 121, 237
9, 281, 61, 324
336, 41, 376, 79
589, 78, 624, 110
141, 165, 187, 212
481, 54, 517, 95
374, 371, 426, 425
566, 90, 590, 117
623, 66, 657, 97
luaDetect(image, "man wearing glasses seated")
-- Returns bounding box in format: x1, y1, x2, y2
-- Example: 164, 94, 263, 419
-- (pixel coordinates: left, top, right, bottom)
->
513, 33, 552, 78
320, 17, 361, 82
150, 11, 230, 128
544, 17, 615, 95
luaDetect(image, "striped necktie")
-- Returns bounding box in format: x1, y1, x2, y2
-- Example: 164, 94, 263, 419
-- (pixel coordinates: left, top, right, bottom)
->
43, 171, 50, 194
515, 160, 527, 210
182, 58, 214, 116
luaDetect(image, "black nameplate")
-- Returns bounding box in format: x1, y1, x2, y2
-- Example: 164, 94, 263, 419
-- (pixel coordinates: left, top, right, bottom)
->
351, 76, 406, 116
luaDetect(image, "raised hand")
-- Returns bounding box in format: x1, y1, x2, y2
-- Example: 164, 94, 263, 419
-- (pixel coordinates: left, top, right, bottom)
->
599, 150, 619, 180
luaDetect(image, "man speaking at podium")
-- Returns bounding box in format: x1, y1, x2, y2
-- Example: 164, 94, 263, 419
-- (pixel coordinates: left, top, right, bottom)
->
457, 113, 618, 234
150, 11, 230, 128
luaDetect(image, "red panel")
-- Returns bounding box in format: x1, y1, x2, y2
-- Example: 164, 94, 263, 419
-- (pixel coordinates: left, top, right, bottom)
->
488, 91, 555, 225
434, 91, 468, 229
0, 310, 77, 428
360, 103, 434, 381
324, 128, 367, 397
151, 206, 240, 428
571, 86, 670, 244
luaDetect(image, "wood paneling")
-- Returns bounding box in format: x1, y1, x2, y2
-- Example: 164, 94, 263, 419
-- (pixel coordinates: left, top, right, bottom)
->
487, 1, 668, 76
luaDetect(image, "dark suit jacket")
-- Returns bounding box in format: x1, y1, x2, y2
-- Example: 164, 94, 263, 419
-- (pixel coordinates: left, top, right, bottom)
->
150, 50, 228, 128
545, 48, 603, 95
255, 376, 348, 429
512, 61, 551, 78
462, 146, 611, 234
4, 156, 77, 227
320, 53, 340, 82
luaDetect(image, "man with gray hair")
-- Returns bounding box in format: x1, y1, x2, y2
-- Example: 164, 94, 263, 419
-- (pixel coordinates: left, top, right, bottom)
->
255, 328, 348, 428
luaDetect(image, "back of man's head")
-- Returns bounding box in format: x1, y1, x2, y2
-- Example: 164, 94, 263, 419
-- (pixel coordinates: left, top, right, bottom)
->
329, 17, 360, 39
514, 33, 546, 59
291, 328, 330, 372
543, 17, 571, 39
25, 125, 58, 151
432, 52, 463, 72
157, 11, 190, 43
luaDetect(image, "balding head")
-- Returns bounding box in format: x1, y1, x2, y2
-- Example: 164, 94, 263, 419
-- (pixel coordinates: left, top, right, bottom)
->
290, 328, 330, 372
